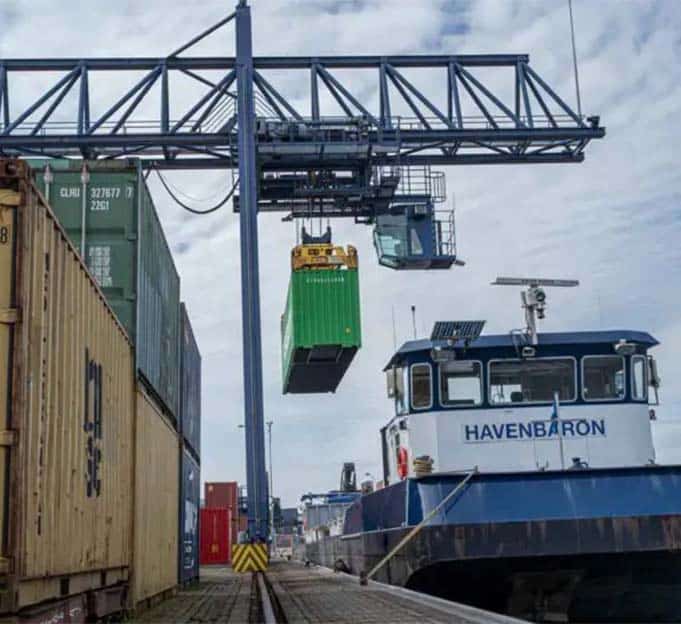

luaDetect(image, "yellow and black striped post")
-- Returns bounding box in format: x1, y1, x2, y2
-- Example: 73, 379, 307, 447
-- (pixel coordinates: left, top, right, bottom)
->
231, 543, 269, 573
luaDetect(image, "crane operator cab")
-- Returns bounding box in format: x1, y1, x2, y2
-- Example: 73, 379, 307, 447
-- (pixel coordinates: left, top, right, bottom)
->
373, 203, 463, 270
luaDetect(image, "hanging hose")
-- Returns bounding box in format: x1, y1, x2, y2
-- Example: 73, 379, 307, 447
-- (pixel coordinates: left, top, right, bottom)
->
159, 168, 234, 203
154, 167, 239, 215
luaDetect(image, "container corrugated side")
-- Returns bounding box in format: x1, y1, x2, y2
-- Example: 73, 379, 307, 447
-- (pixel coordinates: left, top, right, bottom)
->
137, 175, 180, 418
281, 284, 295, 390
205, 482, 239, 547
179, 445, 200, 584
132, 386, 179, 606
282, 268, 361, 393
291, 269, 361, 348
204, 482, 238, 511
180, 303, 201, 457
0, 160, 135, 614
32, 159, 181, 418
199, 508, 231, 565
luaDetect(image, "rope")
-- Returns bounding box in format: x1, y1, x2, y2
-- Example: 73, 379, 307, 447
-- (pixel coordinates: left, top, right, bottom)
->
154, 168, 239, 214
364, 468, 477, 583
568, 0, 583, 118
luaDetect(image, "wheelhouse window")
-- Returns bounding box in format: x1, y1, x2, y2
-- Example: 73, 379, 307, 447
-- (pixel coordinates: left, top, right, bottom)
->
410, 364, 432, 410
583, 356, 625, 401
440, 361, 482, 407
489, 358, 576, 405
386, 367, 408, 414
632, 355, 648, 401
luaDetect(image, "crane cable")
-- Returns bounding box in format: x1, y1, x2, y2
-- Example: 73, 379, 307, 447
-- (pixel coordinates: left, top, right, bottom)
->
154, 167, 239, 215
568, 0, 583, 119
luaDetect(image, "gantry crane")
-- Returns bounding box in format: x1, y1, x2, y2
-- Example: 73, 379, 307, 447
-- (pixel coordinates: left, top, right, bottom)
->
0, 0, 605, 539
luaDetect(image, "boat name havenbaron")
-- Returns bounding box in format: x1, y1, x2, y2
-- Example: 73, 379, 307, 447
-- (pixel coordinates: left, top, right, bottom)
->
463, 419, 606, 443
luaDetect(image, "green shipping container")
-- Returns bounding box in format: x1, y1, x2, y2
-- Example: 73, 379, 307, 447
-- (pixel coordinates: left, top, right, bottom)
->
282, 268, 361, 394
31, 159, 181, 418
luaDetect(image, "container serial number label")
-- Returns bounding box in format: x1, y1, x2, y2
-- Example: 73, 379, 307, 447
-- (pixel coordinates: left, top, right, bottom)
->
55, 184, 134, 211
89, 185, 134, 212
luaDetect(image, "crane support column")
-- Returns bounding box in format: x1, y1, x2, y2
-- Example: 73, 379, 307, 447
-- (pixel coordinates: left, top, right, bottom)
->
235, 0, 268, 539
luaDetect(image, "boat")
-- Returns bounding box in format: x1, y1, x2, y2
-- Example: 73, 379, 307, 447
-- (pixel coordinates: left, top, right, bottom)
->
298, 279, 681, 623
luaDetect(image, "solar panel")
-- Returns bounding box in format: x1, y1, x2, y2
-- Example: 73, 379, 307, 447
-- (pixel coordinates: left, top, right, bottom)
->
430, 320, 486, 343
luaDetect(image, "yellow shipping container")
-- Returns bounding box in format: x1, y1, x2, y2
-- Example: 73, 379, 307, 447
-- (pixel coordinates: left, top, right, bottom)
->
132, 386, 179, 607
0, 160, 135, 616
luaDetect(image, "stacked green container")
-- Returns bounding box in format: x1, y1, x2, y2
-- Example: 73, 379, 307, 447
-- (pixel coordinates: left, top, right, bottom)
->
32, 159, 181, 418
282, 268, 361, 394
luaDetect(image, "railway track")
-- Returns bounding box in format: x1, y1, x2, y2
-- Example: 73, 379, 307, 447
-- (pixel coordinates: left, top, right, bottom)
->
130, 567, 252, 623
131, 560, 525, 623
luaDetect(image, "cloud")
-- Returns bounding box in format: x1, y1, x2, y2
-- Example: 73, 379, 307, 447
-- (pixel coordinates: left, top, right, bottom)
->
3, 0, 681, 506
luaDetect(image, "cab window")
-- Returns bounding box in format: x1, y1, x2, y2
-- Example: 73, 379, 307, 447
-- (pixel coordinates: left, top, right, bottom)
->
440, 361, 482, 406
631, 355, 648, 401
489, 358, 576, 404
583, 356, 625, 401
410, 364, 432, 410
386, 367, 408, 414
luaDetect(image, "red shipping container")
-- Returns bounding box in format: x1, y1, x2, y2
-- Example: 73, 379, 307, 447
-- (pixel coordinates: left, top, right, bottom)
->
205, 482, 240, 546
204, 482, 238, 511
200, 508, 232, 565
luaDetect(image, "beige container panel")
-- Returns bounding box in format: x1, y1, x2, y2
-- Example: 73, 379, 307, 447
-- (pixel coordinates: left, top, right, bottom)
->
132, 388, 179, 605
9, 178, 135, 583
0, 188, 20, 575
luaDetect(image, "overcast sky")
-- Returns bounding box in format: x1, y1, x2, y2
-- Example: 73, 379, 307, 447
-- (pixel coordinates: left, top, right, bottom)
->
2, 0, 681, 506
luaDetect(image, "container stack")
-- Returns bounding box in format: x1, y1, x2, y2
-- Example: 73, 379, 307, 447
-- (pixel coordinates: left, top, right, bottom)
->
201, 482, 239, 565
0, 158, 202, 620
0, 159, 135, 620
179, 304, 201, 585
34, 159, 181, 422
281, 239, 362, 393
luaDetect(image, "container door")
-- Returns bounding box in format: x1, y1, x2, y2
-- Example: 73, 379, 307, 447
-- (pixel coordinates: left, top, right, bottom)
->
200, 508, 230, 565
35, 165, 138, 339
180, 449, 200, 582
0, 183, 19, 570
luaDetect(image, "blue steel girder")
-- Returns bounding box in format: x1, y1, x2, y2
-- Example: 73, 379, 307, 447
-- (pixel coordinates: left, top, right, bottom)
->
0, 54, 604, 167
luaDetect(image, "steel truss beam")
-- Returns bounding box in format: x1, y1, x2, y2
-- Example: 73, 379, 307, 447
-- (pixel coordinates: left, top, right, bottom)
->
0, 6, 606, 544
0, 53, 604, 166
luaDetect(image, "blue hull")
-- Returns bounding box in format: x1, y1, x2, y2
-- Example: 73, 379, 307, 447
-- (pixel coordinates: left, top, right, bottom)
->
303, 466, 681, 622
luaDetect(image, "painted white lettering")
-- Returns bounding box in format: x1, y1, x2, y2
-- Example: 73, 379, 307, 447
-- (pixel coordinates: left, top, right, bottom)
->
59, 186, 80, 199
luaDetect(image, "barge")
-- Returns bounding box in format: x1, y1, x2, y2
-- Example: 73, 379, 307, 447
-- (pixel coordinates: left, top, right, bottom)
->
300, 279, 679, 622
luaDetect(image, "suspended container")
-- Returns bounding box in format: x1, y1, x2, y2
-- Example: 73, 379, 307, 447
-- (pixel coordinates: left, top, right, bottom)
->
281, 240, 361, 393
180, 303, 201, 458
0, 160, 135, 618
32, 159, 181, 418
179, 444, 200, 585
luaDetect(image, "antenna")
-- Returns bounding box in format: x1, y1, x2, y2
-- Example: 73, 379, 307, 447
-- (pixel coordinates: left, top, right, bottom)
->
391, 305, 397, 350
492, 277, 579, 345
